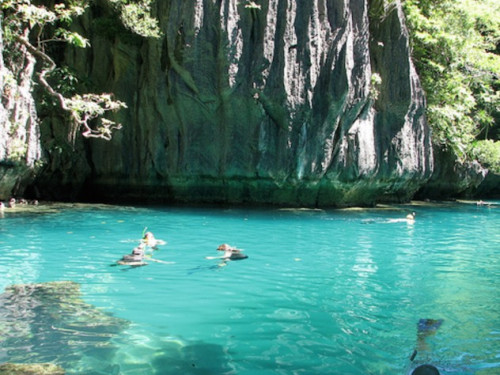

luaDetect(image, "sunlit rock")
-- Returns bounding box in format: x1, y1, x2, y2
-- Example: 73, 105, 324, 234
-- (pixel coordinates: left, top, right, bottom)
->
37, 1, 436, 206
0, 363, 65, 375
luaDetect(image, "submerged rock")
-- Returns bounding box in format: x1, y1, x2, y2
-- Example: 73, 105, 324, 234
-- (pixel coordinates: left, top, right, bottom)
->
0, 281, 129, 368
0, 363, 65, 375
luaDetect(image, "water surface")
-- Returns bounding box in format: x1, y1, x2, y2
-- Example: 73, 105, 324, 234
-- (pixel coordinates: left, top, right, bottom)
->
0, 201, 498, 374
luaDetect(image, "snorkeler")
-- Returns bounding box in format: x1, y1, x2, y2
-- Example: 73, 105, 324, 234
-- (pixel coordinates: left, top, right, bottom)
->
407, 318, 444, 375
117, 243, 147, 266
141, 230, 167, 249
417, 318, 443, 351
217, 243, 248, 260
206, 244, 248, 261
115, 230, 168, 267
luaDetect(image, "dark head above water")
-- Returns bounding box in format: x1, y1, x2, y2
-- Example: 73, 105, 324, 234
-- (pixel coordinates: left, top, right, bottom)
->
412, 364, 440, 375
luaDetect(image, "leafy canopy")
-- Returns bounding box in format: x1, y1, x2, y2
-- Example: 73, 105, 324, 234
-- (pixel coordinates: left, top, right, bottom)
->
1, 0, 160, 141
403, 0, 500, 171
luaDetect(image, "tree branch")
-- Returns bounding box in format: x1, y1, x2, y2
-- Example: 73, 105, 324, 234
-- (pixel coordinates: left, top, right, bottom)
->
13, 34, 126, 142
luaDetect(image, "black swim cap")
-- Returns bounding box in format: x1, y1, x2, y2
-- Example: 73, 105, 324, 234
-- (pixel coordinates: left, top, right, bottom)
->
411, 364, 440, 375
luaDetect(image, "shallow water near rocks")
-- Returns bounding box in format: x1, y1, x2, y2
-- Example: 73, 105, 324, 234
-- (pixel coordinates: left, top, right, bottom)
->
0, 201, 499, 375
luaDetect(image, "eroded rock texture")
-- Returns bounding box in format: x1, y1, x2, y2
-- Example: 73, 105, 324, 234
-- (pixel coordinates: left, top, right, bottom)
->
39, 0, 433, 206
0, 18, 41, 199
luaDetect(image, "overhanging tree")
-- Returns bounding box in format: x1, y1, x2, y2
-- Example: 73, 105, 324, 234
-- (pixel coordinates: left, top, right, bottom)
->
1, 0, 160, 142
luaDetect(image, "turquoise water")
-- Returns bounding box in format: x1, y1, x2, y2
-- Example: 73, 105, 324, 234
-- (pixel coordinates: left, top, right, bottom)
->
0, 202, 499, 375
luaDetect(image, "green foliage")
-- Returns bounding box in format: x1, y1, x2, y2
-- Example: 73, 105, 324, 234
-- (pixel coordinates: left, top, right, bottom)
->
403, 0, 500, 165
369, 73, 382, 101
6, 138, 28, 162
50, 66, 79, 96
472, 140, 500, 173
107, 0, 161, 38
3, 0, 88, 42
64, 93, 126, 140
244, 1, 262, 10
55, 28, 89, 47
1, 0, 159, 141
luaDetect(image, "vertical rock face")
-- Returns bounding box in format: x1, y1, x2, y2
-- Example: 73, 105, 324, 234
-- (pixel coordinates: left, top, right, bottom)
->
0, 20, 41, 200
49, 0, 433, 206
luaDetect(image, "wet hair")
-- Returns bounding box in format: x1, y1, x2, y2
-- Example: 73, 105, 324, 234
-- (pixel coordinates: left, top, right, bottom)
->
412, 364, 440, 375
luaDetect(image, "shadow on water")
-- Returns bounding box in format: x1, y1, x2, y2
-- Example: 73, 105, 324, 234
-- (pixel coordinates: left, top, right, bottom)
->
149, 341, 235, 375
186, 264, 222, 275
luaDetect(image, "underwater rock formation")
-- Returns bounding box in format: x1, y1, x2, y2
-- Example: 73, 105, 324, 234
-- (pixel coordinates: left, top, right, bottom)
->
0, 363, 65, 375
0, 281, 128, 370
31, 0, 433, 206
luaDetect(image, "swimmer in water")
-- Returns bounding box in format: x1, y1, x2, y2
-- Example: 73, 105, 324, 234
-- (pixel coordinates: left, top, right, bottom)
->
142, 231, 166, 250
416, 318, 443, 351
217, 243, 248, 260
406, 212, 416, 222
407, 319, 444, 375
205, 244, 248, 262
117, 243, 147, 265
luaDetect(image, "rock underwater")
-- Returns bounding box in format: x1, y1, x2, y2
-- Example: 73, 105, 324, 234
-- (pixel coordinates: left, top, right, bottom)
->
0, 363, 65, 375
0, 281, 129, 373
36, 0, 433, 206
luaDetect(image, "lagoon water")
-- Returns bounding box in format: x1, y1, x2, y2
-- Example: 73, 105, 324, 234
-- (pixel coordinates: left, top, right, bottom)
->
0, 202, 499, 375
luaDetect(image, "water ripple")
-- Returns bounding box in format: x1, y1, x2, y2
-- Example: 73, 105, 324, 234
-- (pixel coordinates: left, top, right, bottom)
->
0, 203, 498, 374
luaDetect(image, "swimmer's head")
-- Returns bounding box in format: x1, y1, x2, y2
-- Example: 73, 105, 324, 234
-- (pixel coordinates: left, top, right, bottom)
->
143, 232, 154, 239
217, 244, 232, 251
411, 364, 440, 375
406, 212, 416, 220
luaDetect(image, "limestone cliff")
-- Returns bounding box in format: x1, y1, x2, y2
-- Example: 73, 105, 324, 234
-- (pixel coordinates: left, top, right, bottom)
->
38, 0, 434, 206
0, 17, 41, 199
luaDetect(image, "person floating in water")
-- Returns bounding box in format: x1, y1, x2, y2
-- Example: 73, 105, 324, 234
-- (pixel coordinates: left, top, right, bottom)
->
206, 244, 248, 263
406, 212, 416, 222
116, 230, 167, 266
407, 318, 444, 375
216, 243, 248, 260
417, 318, 443, 351
117, 243, 147, 266
141, 230, 167, 250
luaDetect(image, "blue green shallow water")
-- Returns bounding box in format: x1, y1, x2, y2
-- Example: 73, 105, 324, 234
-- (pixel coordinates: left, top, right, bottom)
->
0, 202, 499, 374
